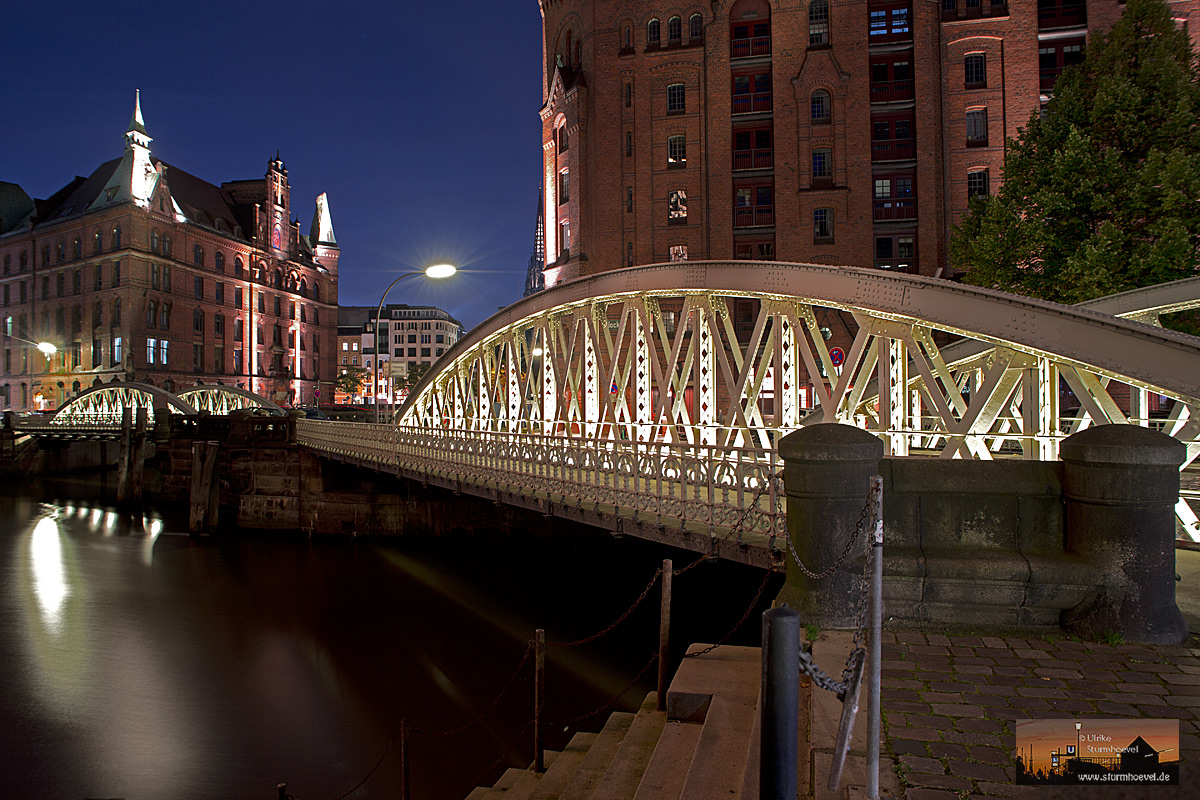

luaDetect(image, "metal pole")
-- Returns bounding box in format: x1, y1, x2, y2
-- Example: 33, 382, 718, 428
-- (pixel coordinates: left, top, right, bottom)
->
760, 605, 799, 800
534, 628, 545, 772
399, 719, 410, 800
657, 559, 673, 711
867, 474, 884, 800
372, 271, 424, 424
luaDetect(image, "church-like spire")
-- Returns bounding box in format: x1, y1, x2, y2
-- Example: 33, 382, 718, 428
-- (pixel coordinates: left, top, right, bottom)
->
125, 89, 152, 148
310, 192, 337, 246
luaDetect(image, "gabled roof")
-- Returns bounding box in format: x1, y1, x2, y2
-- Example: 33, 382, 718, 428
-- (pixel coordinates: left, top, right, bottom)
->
162, 161, 250, 236
0, 181, 34, 235
38, 159, 122, 223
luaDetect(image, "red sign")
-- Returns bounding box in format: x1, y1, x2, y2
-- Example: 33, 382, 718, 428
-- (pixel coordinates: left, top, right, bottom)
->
830, 347, 846, 367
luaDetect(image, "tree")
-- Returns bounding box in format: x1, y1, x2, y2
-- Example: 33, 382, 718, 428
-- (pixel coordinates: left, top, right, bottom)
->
399, 363, 431, 395
952, 0, 1200, 306
336, 366, 368, 395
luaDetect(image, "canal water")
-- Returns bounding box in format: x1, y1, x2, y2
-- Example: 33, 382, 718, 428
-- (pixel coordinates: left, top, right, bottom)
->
0, 478, 780, 800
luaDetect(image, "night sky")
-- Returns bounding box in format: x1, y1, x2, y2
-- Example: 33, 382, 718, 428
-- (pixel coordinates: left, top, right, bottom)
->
0, 1, 546, 331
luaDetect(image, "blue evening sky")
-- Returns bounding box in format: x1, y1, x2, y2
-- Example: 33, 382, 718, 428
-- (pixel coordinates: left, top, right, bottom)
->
0, 1, 546, 331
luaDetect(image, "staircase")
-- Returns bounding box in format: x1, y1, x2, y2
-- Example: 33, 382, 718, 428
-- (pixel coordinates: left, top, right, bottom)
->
464, 634, 900, 800
465, 644, 774, 800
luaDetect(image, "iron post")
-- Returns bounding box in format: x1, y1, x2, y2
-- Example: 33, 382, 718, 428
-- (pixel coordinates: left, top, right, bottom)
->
761, 605, 799, 800
868, 474, 883, 799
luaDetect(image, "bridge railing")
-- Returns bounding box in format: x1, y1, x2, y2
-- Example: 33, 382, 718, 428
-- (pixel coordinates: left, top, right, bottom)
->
296, 420, 786, 543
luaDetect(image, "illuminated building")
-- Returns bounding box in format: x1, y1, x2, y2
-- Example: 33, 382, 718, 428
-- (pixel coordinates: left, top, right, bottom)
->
537, 0, 1199, 287
0, 92, 340, 410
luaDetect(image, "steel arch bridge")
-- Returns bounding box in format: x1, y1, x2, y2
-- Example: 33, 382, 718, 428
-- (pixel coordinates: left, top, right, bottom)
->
298, 262, 1200, 555
177, 385, 282, 415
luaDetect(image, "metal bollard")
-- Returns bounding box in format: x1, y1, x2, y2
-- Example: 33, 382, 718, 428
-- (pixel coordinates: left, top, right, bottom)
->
761, 605, 800, 800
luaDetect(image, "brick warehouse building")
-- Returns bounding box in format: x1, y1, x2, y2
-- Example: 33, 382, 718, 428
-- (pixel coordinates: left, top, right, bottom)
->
0, 93, 340, 411
537, 0, 1200, 287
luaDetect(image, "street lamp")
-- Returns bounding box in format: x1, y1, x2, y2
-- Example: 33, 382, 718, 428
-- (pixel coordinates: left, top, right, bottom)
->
373, 263, 456, 423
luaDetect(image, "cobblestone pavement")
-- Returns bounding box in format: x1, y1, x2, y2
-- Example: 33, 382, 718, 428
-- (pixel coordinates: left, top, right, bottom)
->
878, 630, 1200, 799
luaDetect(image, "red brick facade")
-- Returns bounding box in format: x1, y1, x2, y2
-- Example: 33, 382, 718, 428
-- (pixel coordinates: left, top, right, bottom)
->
538, 0, 1200, 286
0, 98, 339, 411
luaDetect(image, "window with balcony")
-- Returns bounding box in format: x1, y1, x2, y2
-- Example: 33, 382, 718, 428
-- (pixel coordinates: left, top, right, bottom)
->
812, 149, 833, 187
734, 127, 773, 170
875, 234, 916, 271
668, 135, 686, 167
667, 83, 686, 113
814, 208, 834, 243
734, 184, 774, 227
873, 174, 916, 220
732, 70, 772, 114
872, 115, 914, 161
730, 20, 770, 57
967, 169, 990, 199
809, 0, 830, 46
869, 4, 911, 42
965, 53, 987, 88
966, 108, 988, 146
1039, 40, 1084, 91
811, 90, 831, 123
668, 190, 688, 224
870, 57, 913, 102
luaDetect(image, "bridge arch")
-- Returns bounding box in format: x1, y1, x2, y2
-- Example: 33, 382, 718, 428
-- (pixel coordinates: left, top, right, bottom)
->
177, 385, 281, 415
399, 260, 1200, 448
51, 381, 196, 426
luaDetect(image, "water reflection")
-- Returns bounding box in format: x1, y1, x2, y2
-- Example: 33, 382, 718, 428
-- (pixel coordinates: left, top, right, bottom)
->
28, 516, 68, 632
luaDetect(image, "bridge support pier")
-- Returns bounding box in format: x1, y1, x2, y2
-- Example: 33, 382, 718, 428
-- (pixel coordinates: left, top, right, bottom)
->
1060, 425, 1188, 644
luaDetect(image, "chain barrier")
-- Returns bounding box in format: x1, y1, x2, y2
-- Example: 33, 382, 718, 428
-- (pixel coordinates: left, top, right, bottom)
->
411, 640, 534, 739
683, 562, 778, 659
548, 568, 662, 648
551, 652, 660, 730
331, 722, 406, 800
790, 484, 877, 696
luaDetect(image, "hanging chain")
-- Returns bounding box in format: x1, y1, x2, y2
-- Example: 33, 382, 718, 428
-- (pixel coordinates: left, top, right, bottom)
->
792, 479, 879, 695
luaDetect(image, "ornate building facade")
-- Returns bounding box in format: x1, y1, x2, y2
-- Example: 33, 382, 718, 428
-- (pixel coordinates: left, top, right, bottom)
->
537, 0, 1199, 286
0, 93, 340, 411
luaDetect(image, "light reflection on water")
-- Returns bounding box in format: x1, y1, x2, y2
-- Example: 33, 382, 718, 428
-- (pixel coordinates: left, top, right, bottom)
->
0, 489, 777, 799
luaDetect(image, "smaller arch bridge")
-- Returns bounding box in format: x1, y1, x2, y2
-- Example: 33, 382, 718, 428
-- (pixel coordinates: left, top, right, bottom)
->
298, 262, 1200, 558
13, 383, 277, 439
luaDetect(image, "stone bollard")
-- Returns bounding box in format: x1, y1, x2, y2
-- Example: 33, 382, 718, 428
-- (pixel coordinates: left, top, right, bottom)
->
776, 424, 883, 627
1060, 424, 1188, 644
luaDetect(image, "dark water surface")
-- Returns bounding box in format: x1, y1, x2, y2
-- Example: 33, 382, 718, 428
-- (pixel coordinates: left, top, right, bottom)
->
0, 477, 779, 800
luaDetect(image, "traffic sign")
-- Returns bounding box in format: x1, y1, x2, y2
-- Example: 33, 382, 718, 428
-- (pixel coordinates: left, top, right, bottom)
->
830, 347, 846, 367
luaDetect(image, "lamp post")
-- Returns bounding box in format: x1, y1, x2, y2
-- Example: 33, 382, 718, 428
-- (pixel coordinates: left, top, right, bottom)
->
1075, 721, 1082, 765
373, 263, 456, 423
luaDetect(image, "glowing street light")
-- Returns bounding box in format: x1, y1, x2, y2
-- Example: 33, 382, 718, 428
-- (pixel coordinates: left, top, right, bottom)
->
36, 341, 57, 358
373, 263, 457, 424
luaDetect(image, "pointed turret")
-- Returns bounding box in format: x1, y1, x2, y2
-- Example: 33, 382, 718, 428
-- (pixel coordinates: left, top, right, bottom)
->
125, 89, 152, 148
310, 192, 337, 246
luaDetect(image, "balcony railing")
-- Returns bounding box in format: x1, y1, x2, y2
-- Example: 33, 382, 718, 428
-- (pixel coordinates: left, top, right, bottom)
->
870, 80, 914, 102
734, 205, 775, 228
873, 197, 917, 221
733, 148, 774, 170
731, 36, 771, 58
1038, 3, 1086, 28
871, 138, 915, 161
943, 1, 1009, 18
868, 29, 912, 45
874, 261, 920, 273
732, 92, 773, 114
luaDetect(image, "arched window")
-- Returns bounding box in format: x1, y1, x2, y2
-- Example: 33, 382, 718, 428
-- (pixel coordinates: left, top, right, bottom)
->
73, 238, 82, 260
93, 231, 102, 255
300, 278, 307, 298
151, 231, 160, 253
647, 18, 661, 45
314, 284, 321, 302
565, 29, 573, 65
668, 16, 682, 42
558, 123, 569, 152
194, 244, 204, 266
94, 301, 102, 327
215, 251, 225, 272
41, 245, 49, 266
809, 0, 830, 46
111, 226, 121, 248
811, 90, 831, 123
19, 250, 27, 270
690, 14, 703, 40
56, 241, 65, 262
3, 254, 8, 274
162, 235, 172, 256
275, 269, 283, 288
234, 257, 243, 277
194, 309, 204, 333
112, 298, 121, 325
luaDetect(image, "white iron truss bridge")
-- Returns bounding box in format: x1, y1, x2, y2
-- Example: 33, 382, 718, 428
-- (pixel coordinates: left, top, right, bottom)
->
303, 262, 1200, 552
